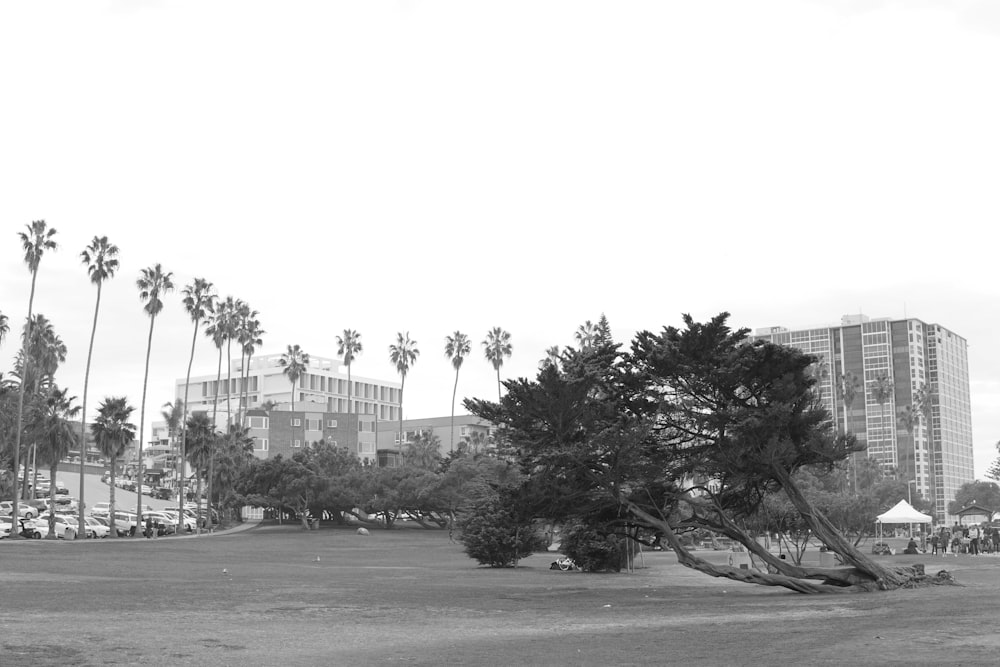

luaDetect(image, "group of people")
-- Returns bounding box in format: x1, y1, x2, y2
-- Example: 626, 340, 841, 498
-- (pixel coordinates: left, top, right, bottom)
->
929, 524, 999, 555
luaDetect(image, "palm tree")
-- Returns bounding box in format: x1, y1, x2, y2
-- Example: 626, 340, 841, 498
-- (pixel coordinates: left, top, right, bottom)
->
217, 296, 240, 428
337, 329, 363, 450
237, 308, 264, 426
404, 429, 441, 470
19, 314, 67, 501
135, 264, 175, 527
185, 412, 214, 535
77, 235, 119, 535
91, 396, 136, 538
12, 220, 57, 529
279, 344, 309, 412
459, 430, 490, 457
444, 331, 471, 453
177, 277, 214, 521
538, 346, 561, 371
870, 372, 894, 452
204, 302, 232, 529
161, 400, 184, 459
575, 320, 596, 350
388, 332, 419, 453
482, 327, 512, 402
31, 386, 80, 539
0, 310, 8, 347
836, 369, 861, 491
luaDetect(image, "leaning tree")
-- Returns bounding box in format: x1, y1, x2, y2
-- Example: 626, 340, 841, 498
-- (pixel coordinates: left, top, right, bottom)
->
469, 313, 941, 594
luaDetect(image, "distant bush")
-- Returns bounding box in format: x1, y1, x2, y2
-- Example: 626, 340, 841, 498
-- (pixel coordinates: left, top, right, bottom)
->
561, 523, 629, 572
458, 486, 545, 568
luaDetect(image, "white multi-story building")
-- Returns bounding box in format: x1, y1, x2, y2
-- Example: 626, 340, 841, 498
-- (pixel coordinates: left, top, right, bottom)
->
173, 353, 401, 463
754, 314, 973, 524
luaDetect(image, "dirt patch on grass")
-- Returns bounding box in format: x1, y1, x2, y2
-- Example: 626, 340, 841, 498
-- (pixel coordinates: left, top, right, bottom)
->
2, 526, 997, 665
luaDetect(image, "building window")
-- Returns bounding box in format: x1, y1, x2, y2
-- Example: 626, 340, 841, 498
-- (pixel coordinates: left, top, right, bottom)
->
292, 439, 301, 448
307, 419, 321, 431
249, 416, 269, 430
327, 419, 338, 428
256, 438, 268, 452
329, 440, 338, 447
292, 418, 301, 427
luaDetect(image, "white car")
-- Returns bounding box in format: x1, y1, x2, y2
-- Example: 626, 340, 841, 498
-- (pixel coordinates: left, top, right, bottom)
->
83, 516, 109, 538
0, 500, 39, 519
38, 513, 79, 539
163, 510, 196, 532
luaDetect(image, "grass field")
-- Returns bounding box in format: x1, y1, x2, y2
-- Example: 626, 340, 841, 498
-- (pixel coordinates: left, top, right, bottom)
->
2, 524, 998, 666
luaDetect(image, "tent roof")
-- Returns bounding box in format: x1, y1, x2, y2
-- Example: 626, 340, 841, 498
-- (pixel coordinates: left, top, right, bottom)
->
876, 499, 933, 524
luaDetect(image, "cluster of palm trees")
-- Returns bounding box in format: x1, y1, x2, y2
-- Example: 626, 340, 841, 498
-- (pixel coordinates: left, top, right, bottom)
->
1, 221, 266, 538
2, 221, 614, 541
272, 326, 515, 458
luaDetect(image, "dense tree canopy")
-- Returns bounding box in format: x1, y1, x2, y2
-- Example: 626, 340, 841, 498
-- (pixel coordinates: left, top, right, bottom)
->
467, 313, 939, 593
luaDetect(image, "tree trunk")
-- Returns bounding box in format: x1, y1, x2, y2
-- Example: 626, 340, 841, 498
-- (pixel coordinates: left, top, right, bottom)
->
450, 369, 459, 453
108, 455, 117, 539
675, 498, 878, 589
772, 465, 910, 589
179, 317, 200, 524
627, 503, 865, 594
347, 364, 353, 452
208, 344, 223, 531
195, 470, 204, 536
398, 376, 405, 459
11, 268, 39, 535
136, 313, 156, 534
78, 281, 101, 535
46, 461, 59, 539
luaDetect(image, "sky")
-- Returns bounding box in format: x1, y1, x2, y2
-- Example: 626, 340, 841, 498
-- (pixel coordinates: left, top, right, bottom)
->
1, 1, 999, 475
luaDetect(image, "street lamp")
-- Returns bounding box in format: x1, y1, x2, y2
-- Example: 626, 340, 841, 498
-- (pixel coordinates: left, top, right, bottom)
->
907, 480, 918, 541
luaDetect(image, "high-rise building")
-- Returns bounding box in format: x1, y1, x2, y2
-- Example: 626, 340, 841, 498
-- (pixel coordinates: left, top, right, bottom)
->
753, 314, 973, 524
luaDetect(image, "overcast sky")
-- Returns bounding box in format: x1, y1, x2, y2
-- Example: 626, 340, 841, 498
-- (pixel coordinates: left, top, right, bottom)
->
2, 1, 999, 475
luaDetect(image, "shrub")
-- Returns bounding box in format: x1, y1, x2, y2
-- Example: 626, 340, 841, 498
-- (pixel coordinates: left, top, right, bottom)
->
458, 486, 544, 567
561, 523, 629, 572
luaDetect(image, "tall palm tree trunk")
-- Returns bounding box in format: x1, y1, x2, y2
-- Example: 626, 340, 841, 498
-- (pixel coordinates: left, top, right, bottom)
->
108, 454, 118, 539
135, 314, 156, 531
48, 459, 60, 539
347, 366, 353, 452
225, 338, 233, 426
398, 377, 405, 458
78, 282, 102, 535
179, 319, 199, 523
11, 268, 39, 530
208, 345, 223, 530
496, 368, 502, 403
450, 369, 459, 453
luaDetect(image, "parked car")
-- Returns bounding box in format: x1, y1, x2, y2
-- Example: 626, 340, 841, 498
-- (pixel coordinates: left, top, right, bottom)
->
82, 516, 109, 538
153, 487, 172, 500
112, 511, 140, 537
38, 513, 79, 539
163, 510, 196, 532
1, 501, 40, 519
91, 502, 112, 516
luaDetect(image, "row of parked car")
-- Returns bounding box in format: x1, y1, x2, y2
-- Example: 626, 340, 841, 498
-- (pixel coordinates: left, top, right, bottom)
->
0, 504, 209, 539
101, 472, 174, 500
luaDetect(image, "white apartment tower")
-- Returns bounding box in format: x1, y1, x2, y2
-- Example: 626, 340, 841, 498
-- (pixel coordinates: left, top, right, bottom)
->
754, 314, 973, 524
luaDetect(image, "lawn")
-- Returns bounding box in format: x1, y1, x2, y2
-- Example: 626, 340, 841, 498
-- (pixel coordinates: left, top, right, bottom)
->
2, 524, 998, 666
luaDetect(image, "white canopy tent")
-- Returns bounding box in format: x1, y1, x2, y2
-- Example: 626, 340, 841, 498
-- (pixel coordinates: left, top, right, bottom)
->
875, 499, 933, 542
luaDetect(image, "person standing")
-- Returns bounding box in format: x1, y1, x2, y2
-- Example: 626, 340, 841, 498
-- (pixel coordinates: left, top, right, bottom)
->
145, 515, 153, 539
969, 523, 981, 556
